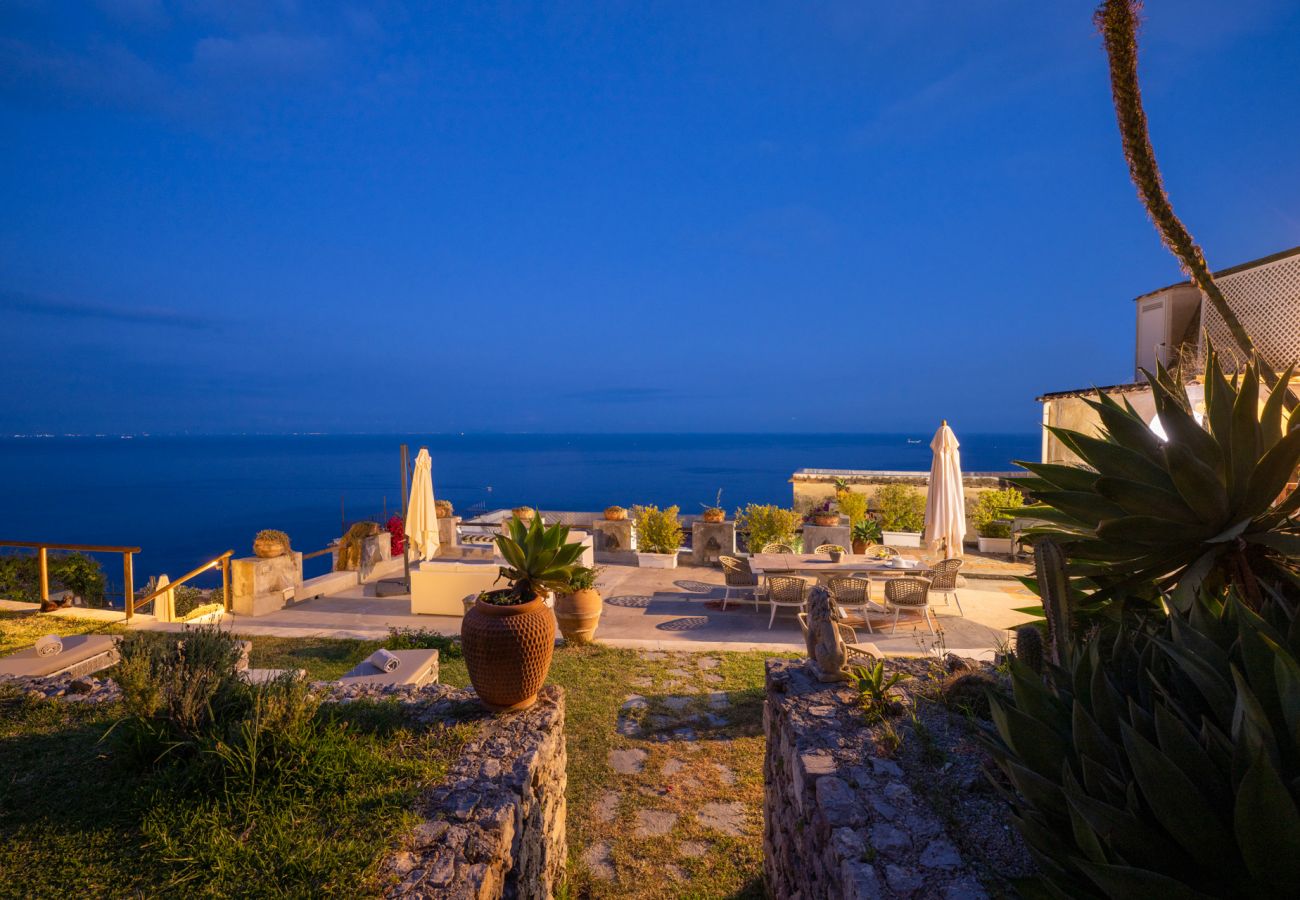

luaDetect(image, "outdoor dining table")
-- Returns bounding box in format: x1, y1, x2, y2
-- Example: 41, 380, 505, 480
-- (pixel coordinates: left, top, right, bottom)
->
748, 553, 931, 577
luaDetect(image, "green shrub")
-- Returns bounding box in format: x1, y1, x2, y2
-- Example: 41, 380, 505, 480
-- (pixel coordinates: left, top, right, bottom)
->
874, 484, 924, 532
384, 627, 462, 660
0, 552, 106, 606
735, 504, 802, 553
970, 487, 1024, 538
835, 491, 871, 527
632, 504, 683, 555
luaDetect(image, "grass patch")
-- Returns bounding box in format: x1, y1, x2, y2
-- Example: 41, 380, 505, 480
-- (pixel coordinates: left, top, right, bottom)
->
0, 609, 125, 655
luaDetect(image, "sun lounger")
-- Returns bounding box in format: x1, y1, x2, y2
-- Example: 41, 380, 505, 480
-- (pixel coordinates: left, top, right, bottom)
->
337, 648, 439, 688
240, 667, 307, 685
0, 634, 120, 679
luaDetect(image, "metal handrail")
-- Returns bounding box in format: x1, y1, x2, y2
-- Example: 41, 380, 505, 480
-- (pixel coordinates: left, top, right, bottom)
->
0, 540, 143, 615
131, 550, 234, 620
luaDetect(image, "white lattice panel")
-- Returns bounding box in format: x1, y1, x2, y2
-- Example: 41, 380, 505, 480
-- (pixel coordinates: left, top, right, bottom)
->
1201, 252, 1300, 370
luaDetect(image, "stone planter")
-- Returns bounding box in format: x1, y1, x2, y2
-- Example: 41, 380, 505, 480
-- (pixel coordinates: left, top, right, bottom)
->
691, 520, 736, 566
978, 535, 1014, 555
636, 551, 678, 569
802, 523, 852, 554
882, 530, 923, 548
554, 588, 602, 644
461, 591, 555, 711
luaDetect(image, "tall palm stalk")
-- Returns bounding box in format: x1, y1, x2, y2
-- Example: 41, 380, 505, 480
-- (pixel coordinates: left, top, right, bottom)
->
1094, 0, 1294, 406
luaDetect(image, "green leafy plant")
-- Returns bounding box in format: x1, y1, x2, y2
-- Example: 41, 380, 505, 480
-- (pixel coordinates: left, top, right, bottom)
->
563, 565, 600, 592
874, 484, 925, 533
385, 627, 462, 659
986, 580, 1300, 897
971, 487, 1025, 539
735, 503, 802, 553
255, 529, 291, 550
836, 491, 871, 528
1013, 350, 1300, 617
492, 516, 585, 604
848, 661, 907, 724
852, 518, 882, 545
632, 504, 683, 555
0, 552, 107, 606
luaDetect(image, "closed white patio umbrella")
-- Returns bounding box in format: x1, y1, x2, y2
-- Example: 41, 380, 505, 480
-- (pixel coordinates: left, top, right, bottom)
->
406, 447, 440, 561
923, 421, 966, 558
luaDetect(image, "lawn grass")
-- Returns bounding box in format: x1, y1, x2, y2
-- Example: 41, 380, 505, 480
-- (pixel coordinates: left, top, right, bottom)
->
1, 617, 788, 898
0, 608, 125, 654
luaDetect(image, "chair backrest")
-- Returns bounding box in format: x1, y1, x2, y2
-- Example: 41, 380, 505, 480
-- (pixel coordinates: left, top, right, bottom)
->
762, 542, 795, 554
814, 544, 846, 554
928, 558, 963, 590
827, 576, 870, 606
719, 555, 756, 585
767, 576, 808, 604
884, 576, 932, 607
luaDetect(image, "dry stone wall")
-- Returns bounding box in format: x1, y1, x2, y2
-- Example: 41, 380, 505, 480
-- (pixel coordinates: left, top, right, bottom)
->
763, 659, 988, 899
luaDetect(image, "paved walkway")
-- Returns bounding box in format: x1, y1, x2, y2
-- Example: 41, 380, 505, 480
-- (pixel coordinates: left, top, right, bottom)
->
3, 560, 1040, 658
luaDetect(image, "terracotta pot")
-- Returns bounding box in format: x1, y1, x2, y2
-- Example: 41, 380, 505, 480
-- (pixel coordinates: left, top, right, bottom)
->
253, 536, 287, 558
812, 514, 839, 527
461, 591, 555, 710
554, 588, 602, 644
435, 499, 453, 519
851, 539, 868, 554
604, 506, 627, 521
700, 508, 726, 524
512, 507, 536, 522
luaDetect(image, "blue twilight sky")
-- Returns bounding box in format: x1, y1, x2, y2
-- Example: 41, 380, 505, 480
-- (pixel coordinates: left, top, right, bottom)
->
2, 1, 1298, 435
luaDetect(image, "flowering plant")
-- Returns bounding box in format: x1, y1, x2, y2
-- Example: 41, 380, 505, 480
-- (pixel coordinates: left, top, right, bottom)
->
387, 515, 405, 555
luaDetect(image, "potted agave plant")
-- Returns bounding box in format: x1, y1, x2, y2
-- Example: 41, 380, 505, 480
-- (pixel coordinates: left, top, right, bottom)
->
554, 565, 603, 644
851, 518, 881, 554
461, 517, 584, 710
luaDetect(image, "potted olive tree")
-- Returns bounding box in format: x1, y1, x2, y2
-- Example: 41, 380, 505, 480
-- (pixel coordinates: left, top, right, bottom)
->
554, 565, 603, 644
875, 484, 925, 547
632, 504, 683, 568
971, 487, 1025, 555
461, 517, 583, 710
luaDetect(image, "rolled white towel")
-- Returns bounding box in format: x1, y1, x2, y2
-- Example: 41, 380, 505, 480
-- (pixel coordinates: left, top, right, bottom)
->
367, 648, 401, 673
35, 634, 64, 657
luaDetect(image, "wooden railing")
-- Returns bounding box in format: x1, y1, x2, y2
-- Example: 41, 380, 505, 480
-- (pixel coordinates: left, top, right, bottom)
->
0, 540, 142, 615
130, 550, 234, 620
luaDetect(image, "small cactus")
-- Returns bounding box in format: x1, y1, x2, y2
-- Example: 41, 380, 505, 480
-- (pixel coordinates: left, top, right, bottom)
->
940, 671, 1003, 719
1014, 624, 1044, 675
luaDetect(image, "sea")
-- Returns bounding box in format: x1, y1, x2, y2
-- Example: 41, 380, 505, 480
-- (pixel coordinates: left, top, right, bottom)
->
0, 432, 1037, 593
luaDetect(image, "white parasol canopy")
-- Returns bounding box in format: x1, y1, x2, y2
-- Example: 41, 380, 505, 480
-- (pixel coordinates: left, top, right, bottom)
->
923, 421, 966, 558
406, 447, 440, 561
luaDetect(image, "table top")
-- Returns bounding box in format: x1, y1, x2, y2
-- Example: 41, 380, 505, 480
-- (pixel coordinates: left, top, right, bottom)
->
749, 553, 930, 575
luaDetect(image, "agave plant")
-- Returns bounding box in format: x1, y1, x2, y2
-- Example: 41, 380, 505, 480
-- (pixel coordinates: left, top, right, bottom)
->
492, 515, 585, 604
1014, 350, 1300, 617
986, 578, 1300, 897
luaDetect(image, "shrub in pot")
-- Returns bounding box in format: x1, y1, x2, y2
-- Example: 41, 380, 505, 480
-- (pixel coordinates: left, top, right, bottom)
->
434, 499, 453, 519
462, 517, 582, 710
632, 504, 683, 568
805, 498, 839, 527
253, 529, 291, 559
874, 484, 924, 545
851, 517, 881, 554
971, 487, 1024, 554
554, 565, 603, 644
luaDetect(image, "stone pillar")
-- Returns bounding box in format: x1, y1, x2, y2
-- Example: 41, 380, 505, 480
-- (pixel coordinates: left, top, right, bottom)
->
437, 515, 461, 553
802, 524, 852, 552
691, 521, 736, 566
231, 552, 303, 617
591, 519, 636, 554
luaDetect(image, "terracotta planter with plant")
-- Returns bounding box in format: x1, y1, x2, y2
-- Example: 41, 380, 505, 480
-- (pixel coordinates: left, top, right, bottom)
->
435, 499, 454, 519
851, 518, 882, 555
461, 517, 582, 710
699, 489, 726, 523
604, 505, 627, 521
253, 529, 291, 559
554, 565, 603, 644
512, 506, 535, 523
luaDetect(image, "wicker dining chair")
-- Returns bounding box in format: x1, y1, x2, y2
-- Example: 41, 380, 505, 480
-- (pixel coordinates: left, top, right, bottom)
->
761, 542, 795, 554
719, 555, 762, 611
883, 576, 936, 634
813, 543, 846, 555
927, 558, 964, 616
765, 575, 809, 629
827, 576, 881, 634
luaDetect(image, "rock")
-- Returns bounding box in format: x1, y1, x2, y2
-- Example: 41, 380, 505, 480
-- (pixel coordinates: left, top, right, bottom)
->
594, 791, 619, 823
815, 776, 865, 827
944, 877, 990, 899
662, 758, 687, 777
920, 839, 962, 870
715, 764, 736, 785
707, 691, 730, 709
582, 842, 616, 880
679, 840, 708, 858
842, 859, 883, 900
696, 801, 746, 836
884, 863, 925, 897
634, 810, 677, 837
621, 695, 649, 710
882, 781, 911, 804
66, 678, 93, 694
871, 758, 903, 778
670, 727, 698, 743
609, 748, 648, 775
696, 657, 720, 669
615, 716, 640, 737
869, 823, 912, 858
703, 713, 729, 728
664, 696, 691, 712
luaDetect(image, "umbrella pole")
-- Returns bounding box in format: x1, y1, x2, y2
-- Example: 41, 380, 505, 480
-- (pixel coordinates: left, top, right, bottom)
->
400, 444, 411, 587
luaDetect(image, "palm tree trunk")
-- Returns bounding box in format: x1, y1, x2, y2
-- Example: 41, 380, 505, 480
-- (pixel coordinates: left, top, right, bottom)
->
1094, 0, 1295, 407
